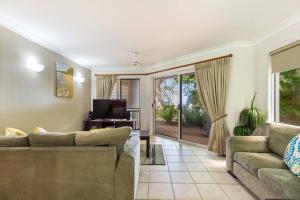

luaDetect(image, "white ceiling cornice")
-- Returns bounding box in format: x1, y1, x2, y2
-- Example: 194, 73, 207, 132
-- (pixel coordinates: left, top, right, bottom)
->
0, 16, 91, 69
253, 12, 300, 45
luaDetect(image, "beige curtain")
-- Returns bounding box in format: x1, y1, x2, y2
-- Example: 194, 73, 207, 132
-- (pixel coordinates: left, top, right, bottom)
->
96, 75, 116, 99
194, 57, 230, 155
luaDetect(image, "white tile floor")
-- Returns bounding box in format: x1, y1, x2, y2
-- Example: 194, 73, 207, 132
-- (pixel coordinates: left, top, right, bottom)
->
136, 135, 257, 200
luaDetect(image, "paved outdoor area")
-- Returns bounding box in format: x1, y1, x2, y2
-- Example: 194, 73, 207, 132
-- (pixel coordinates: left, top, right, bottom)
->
136, 135, 257, 200
181, 126, 209, 145
155, 122, 209, 145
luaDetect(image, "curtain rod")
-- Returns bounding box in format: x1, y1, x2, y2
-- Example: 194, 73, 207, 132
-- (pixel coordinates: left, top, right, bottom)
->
95, 54, 233, 76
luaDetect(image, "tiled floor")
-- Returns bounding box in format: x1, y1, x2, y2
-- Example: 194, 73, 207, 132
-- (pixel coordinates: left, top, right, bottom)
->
136, 135, 257, 200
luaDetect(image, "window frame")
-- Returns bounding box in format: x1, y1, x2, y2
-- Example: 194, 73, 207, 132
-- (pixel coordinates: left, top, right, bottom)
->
271, 69, 300, 126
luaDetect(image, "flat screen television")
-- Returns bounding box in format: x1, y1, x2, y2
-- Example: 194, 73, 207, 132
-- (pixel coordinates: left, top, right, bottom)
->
92, 99, 127, 119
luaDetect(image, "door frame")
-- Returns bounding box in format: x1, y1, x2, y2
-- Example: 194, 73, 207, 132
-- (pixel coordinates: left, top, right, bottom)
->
152, 70, 195, 139
152, 70, 209, 144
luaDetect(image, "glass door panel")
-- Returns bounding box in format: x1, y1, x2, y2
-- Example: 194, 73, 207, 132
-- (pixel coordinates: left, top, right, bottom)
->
154, 76, 180, 138
181, 73, 211, 145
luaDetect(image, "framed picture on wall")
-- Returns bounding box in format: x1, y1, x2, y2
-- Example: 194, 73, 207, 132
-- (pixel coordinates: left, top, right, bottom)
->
56, 62, 74, 97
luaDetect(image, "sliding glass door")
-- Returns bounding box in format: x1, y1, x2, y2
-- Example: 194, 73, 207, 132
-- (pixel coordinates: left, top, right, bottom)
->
154, 73, 211, 145
180, 73, 211, 145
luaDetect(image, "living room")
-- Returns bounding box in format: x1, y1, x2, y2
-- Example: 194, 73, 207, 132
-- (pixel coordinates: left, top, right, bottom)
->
0, 1, 300, 200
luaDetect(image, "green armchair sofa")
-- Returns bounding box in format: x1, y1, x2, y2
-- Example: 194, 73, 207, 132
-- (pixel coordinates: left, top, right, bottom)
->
226, 123, 300, 200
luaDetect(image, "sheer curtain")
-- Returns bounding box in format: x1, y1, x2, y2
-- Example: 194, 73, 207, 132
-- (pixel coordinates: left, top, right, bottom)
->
96, 75, 117, 99
194, 57, 230, 155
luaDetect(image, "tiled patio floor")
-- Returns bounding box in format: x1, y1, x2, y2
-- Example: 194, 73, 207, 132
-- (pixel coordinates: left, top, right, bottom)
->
136, 135, 257, 200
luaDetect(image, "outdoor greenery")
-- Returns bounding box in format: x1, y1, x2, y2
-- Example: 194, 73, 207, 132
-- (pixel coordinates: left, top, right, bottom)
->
233, 93, 266, 136
181, 74, 208, 127
181, 75, 201, 107
156, 74, 209, 127
157, 105, 178, 123
183, 107, 208, 127
280, 69, 300, 122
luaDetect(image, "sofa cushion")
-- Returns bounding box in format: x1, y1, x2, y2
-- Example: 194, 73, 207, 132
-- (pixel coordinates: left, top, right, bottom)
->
233, 152, 286, 176
29, 132, 75, 146
258, 168, 300, 200
0, 136, 29, 147
269, 123, 300, 157
284, 134, 300, 177
75, 127, 131, 155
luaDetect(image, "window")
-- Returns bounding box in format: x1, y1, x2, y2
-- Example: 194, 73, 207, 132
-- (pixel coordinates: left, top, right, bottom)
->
272, 68, 300, 126
120, 79, 140, 109
120, 79, 141, 129
271, 41, 300, 126
109, 78, 141, 129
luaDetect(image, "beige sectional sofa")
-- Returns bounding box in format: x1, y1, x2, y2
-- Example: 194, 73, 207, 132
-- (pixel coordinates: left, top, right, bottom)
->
0, 127, 140, 200
226, 123, 300, 200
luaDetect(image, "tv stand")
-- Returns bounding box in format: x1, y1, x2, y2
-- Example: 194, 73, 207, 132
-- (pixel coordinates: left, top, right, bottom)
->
84, 118, 136, 131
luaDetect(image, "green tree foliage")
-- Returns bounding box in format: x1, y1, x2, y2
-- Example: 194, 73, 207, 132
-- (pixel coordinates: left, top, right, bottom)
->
181, 75, 201, 107
181, 74, 208, 127
280, 69, 300, 118
183, 107, 208, 127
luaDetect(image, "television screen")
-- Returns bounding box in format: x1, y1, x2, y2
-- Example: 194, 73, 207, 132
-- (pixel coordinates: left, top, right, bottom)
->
93, 99, 127, 119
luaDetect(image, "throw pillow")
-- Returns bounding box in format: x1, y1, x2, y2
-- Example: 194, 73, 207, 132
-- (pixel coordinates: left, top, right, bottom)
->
33, 127, 47, 133
283, 134, 300, 177
5, 127, 27, 137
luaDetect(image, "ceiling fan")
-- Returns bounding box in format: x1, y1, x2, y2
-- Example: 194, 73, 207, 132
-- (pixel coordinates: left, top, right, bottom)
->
131, 51, 139, 66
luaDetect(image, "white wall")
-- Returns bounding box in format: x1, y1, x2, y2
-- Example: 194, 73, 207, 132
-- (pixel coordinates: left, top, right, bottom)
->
91, 44, 255, 135
253, 20, 300, 120
0, 25, 91, 133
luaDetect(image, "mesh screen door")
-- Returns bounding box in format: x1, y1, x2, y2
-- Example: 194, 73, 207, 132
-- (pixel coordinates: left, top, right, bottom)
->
154, 76, 180, 138
120, 79, 140, 129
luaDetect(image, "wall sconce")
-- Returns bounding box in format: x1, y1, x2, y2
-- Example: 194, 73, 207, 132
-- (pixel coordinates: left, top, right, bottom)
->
26, 58, 45, 72
74, 74, 85, 83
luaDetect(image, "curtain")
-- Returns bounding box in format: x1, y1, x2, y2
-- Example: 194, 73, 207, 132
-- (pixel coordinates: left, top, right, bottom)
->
96, 75, 116, 99
194, 57, 230, 155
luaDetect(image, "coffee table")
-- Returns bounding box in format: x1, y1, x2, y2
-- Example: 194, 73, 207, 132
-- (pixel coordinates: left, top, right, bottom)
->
131, 130, 150, 158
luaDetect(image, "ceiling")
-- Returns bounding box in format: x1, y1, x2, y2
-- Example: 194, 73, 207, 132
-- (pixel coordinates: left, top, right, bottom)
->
1, 0, 300, 69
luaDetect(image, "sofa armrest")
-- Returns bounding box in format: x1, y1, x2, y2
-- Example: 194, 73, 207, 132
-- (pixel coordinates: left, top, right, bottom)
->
115, 135, 140, 200
226, 136, 269, 172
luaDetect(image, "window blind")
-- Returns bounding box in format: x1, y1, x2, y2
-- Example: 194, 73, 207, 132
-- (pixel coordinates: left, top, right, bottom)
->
270, 40, 300, 73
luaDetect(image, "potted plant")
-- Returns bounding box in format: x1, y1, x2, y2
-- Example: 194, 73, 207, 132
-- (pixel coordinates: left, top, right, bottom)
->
233, 92, 266, 136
